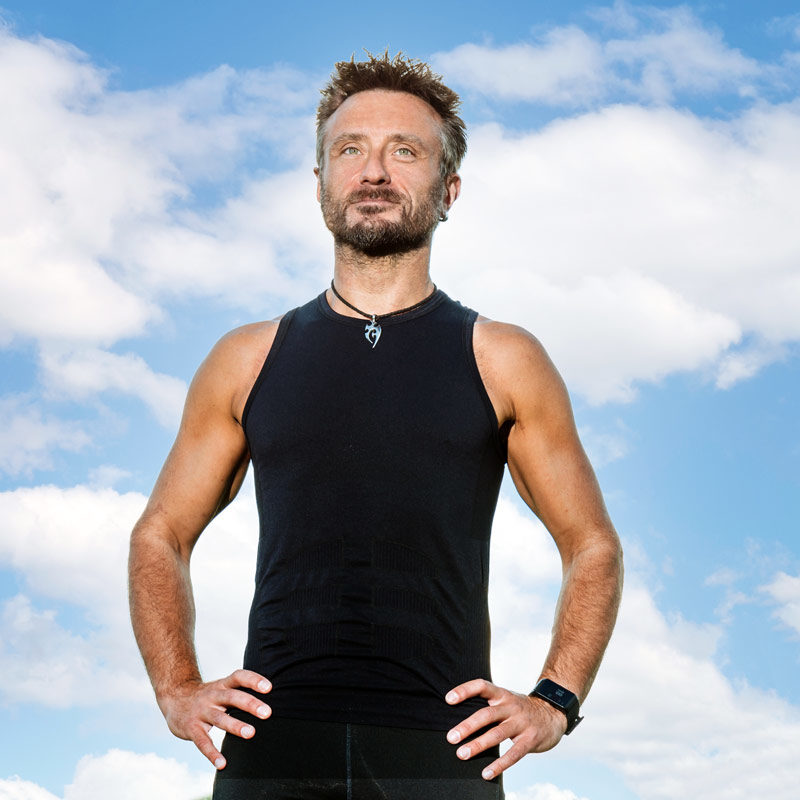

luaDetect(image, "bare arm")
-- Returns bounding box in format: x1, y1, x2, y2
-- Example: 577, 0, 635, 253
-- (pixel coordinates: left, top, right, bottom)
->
128, 322, 278, 769
446, 320, 623, 778
502, 326, 623, 700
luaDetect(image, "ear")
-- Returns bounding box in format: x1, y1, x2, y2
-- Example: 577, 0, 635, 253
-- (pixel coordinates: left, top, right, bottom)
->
314, 166, 321, 203
443, 173, 461, 212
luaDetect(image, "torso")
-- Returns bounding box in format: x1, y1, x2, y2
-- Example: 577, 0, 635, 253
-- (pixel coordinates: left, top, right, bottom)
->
236, 290, 507, 728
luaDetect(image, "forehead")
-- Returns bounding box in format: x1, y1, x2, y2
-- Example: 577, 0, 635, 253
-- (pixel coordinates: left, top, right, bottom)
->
323, 89, 443, 146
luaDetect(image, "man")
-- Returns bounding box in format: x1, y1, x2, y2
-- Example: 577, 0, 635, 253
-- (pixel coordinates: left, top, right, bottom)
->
129, 52, 623, 800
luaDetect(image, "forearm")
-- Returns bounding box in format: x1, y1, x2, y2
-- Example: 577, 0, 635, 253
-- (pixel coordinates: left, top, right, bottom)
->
539, 532, 623, 701
128, 519, 202, 704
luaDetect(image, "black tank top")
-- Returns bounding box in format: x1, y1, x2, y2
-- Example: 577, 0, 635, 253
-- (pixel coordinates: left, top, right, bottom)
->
241, 290, 506, 729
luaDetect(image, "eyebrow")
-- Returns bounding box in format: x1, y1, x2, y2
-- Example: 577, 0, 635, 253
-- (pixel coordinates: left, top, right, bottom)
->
329, 132, 429, 151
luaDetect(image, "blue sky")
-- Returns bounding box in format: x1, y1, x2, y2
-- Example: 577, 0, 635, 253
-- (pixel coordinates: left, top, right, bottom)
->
1, 2, 799, 799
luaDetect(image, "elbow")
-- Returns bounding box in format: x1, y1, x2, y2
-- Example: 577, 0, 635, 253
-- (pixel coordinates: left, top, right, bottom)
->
129, 511, 190, 567
566, 527, 624, 587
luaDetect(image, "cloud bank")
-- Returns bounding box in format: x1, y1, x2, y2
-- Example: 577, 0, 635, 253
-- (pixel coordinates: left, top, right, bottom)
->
2, 484, 799, 798
3, 11, 800, 414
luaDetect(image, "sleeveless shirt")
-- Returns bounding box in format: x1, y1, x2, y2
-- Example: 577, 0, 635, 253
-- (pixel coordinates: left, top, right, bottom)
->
241, 290, 506, 729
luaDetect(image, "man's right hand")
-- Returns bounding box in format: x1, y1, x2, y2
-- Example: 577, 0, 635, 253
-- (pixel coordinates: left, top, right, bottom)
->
158, 669, 273, 769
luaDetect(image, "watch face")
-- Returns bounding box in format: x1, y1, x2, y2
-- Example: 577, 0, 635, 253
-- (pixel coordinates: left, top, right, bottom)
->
536, 679, 573, 710
532, 680, 583, 735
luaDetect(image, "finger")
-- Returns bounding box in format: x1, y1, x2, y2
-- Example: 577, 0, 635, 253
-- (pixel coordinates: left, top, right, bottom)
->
218, 687, 272, 720
445, 678, 498, 705
453, 722, 514, 761
224, 669, 272, 694
480, 739, 531, 781
208, 707, 258, 740
446, 705, 504, 744
191, 724, 227, 771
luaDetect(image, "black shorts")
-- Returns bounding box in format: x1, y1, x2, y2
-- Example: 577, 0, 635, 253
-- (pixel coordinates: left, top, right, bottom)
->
212, 715, 504, 800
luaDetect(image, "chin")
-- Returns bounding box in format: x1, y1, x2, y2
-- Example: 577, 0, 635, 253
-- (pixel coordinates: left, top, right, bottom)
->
350, 207, 399, 223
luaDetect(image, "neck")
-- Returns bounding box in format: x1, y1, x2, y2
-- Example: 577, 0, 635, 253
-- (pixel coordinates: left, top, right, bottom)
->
330, 241, 435, 317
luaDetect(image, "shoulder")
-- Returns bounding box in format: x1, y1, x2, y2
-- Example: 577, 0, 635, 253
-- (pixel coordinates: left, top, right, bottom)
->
473, 316, 552, 364
472, 315, 568, 426
189, 317, 284, 425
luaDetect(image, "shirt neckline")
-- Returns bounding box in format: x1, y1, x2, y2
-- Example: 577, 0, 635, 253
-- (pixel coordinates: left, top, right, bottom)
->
316, 288, 446, 327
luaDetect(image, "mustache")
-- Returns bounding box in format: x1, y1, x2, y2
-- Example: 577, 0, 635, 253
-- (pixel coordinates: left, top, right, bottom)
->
346, 188, 403, 204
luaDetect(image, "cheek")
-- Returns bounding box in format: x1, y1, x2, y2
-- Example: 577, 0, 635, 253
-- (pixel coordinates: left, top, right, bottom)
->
322, 167, 359, 198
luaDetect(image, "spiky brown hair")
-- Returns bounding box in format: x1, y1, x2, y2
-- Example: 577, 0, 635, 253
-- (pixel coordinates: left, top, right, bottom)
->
316, 51, 467, 177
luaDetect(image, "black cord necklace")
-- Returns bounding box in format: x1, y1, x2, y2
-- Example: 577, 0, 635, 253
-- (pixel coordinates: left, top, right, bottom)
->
330, 280, 438, 349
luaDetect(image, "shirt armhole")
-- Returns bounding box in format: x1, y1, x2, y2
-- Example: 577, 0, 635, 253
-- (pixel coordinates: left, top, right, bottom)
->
241, 308, 297, 434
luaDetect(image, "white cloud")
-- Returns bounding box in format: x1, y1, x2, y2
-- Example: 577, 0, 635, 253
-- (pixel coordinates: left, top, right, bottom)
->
578, 421, 630, 467
2, 479, 800, 797
433, 5, 761, 105
39, 348, 187, 429
63, 750, 211, 800
0, 32, 158, 347
190, 478, 260, 680
486, 495, 800, 800
508, 784, 589, 800
0, 27, 318, 351
0, 593, 144, 708
766, 13, 800, 44
0, 480, 259, 707
0, 777, 60, 800
715, 341, 786, 389
3, 21, 800, 406
762, 572, 800, 637
0, 396, 90, 475
580, 581, 800, 799
0, 250, 155, 349
122, 157, 329, 312
432, 28, 606, 105
603, 5, 759, 102
0, 485, 151, 706
0, 750, 211, 800
87, 464, 132, 488
0, 485, 144, 617
433, 98, 800, 400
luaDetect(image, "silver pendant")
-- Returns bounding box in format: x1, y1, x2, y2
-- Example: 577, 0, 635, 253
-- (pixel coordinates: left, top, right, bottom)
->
364, 316, 381, 348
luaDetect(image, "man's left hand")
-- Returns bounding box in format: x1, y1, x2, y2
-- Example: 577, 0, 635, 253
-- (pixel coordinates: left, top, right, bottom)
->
445, 678, 568, 780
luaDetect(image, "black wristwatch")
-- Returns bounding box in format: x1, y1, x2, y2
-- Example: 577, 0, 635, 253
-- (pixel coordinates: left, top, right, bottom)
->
529, 678, 583, 735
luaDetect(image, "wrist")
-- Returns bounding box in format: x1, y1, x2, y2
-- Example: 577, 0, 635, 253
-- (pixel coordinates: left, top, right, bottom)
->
155, 673, 202, 703
529, 678, 583, 735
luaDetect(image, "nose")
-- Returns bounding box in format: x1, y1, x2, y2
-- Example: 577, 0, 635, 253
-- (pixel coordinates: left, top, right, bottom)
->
360, 150, 389, 185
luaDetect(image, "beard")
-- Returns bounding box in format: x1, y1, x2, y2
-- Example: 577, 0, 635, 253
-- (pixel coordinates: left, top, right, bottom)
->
320, 179, 444, 258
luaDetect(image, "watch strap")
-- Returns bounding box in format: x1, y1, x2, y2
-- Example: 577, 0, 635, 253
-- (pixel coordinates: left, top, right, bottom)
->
529, 678, 583, 735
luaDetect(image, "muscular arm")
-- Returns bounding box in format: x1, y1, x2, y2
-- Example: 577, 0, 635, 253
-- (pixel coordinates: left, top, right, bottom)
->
128, 322, 278, 768
502, 326, 623, 700
446, 320, 623, 778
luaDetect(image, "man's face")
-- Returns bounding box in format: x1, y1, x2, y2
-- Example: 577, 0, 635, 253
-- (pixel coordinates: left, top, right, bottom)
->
316, 90, 460, 257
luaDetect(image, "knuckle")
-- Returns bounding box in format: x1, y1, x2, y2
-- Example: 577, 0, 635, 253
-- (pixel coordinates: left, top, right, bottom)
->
209, 709, 229, 729
506, 741, 528, 763
225, 671, 239, 684
232, 668, 249, 683
222, 688, 240, 707
192, 732, 213, 754
476, 707, 500, 729
490, 723, 511, 745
